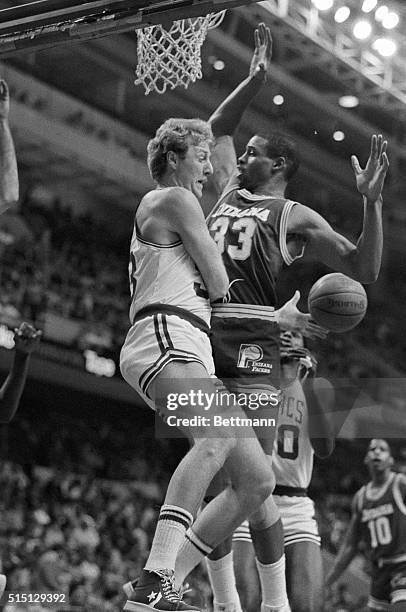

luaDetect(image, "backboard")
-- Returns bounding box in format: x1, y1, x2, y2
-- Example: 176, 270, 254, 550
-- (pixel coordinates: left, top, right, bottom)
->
0, 0, 257, 57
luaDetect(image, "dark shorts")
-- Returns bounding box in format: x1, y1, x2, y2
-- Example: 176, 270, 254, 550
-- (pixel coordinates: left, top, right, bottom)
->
211, 303, 280, 454
369, 560, 406, 610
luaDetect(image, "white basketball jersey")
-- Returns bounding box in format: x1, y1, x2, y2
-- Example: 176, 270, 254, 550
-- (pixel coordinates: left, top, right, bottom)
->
272, 377, 314, 488
128, 227, 211, 325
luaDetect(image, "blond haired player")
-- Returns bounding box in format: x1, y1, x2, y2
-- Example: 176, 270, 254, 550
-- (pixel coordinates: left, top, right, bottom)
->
120, 117, 292, 612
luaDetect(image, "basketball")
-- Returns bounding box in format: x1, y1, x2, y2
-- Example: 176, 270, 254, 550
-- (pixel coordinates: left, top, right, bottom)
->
308, 273, 368, 332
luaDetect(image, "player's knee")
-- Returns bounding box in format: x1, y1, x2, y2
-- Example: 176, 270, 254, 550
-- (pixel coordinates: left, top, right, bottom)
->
244, 472, 274, 508
249, 493, 280, 531
198, 437, 236, 464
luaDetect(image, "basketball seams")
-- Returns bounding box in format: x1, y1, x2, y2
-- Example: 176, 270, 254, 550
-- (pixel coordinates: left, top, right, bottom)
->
308, 272, 368, 332
309, 309, 364, 317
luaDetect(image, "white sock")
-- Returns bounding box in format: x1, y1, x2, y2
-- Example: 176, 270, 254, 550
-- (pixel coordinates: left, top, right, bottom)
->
256, 555, 290, 611
206, 552, 242, 610
145, 505, 193, 572
174, 528, 212, 589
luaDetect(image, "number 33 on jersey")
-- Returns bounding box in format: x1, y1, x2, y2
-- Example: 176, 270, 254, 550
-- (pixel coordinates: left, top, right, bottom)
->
207, 187, 305, 307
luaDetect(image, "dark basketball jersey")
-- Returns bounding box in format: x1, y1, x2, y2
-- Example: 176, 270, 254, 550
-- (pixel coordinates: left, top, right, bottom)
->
206, 183, 305, 307
355, 473, 406, 564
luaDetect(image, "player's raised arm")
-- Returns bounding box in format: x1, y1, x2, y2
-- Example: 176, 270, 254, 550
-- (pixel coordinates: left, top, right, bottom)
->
304, 376, 335, 458
288, 135, 388, 284
0, 323, 42, 423
0, 80, 19, 214
162, 187, 229, 302
209, 24, 272, 196
325, 492, 363, 588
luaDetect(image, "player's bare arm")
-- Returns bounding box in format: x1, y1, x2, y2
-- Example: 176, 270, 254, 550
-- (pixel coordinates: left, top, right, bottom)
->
209, 24, 272, 196
161, 187, 229, 301
0, 79, 19, 214
288, 135, 388, 283
304, 376, 335, 458
0, 322, 42, 423
325, 494, 363, 588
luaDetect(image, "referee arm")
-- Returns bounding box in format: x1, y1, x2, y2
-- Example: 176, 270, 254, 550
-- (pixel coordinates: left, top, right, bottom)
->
0, 323, 41, 423
0, 79, 19, 214
304, 376, 335, 458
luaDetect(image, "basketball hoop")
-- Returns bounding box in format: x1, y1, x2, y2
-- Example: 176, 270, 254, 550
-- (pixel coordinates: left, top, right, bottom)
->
134, 11, 226, 95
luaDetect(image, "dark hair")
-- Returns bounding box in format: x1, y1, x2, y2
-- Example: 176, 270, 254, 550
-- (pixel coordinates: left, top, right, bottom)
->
258, 132, 300, 181
147, 118, 213, 182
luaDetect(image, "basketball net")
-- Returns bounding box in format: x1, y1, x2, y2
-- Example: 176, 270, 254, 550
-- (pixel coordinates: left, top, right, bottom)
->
134, 11, 226, 95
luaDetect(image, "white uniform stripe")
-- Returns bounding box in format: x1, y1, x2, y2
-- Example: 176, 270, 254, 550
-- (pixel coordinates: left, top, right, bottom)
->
139, 350, 206, 396
279, 200, 294, 265
284, 534, 321, 546
233, 534, 252, 542
236, 188, 271, 202
279, 200, 305, 266
379, 553, 406, 565
211, 302, 275, 320
233, 532, 321, 547
393, 473, 406, 515
392, 590, 406, 603
368, 595, 391, 611
137, 234, 182, 249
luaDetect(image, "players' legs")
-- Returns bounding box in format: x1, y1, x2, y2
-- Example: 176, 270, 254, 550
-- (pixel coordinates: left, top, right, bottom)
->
203, 472, 242, 611
186, 433, 274, 548
233, 538, 261, 612
174, 435, 275, 591
284, 541, 323, 612
199, 435, 289, 610
392, 604, 406, 611
126, 359, 274, 606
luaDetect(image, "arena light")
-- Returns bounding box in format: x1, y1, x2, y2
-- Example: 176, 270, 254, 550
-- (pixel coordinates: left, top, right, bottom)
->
362, 0, 377, 13
213, 59, 225, 71
382, 11, 399, 29
273, 94, 285, 105
335, 6, 350, 23
311, 0, 334, 10
333, 130, 345, 141
375, 5, 389, 22
339, 95, 359, 108
353, 20, 372, 40
372, 37, 397, 57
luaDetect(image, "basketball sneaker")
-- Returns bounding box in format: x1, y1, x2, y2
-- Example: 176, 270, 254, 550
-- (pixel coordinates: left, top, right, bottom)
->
123, 569, 200, 611
0, 574, 6, 600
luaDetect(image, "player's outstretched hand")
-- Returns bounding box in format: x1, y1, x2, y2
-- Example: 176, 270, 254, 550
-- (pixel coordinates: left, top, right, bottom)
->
277, 291, 328, 340
351, 134, 389, 202
13, 322, 42, 355
249, 23, 272, 80
0, 80, 10, 120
